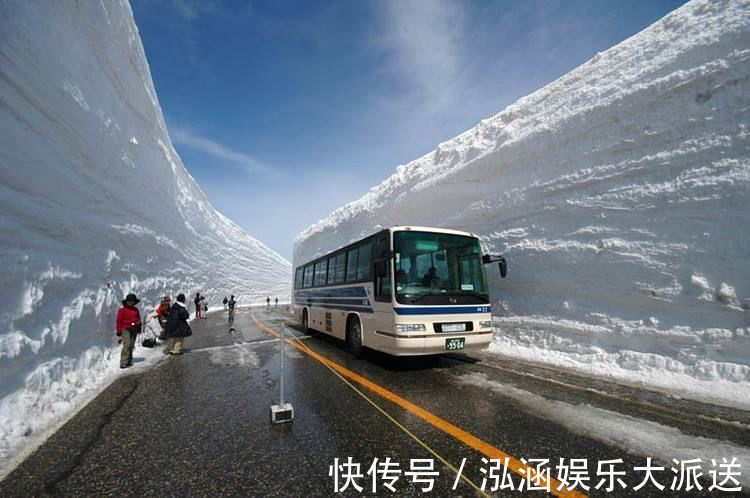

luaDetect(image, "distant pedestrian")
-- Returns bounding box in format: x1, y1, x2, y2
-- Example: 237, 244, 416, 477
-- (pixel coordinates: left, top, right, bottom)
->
156, 295, 171, 340
266, 296, 271, 308
228, 295, 236, 325
166, 293, 192, 355
222, 296, 228, 310
194, 292, 202, 319
202, 299, 208, 317
116, 293, 142, 369
274, 297, 278, 307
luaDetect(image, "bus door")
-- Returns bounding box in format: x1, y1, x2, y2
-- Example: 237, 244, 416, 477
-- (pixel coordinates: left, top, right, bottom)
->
370, 231, 393, 349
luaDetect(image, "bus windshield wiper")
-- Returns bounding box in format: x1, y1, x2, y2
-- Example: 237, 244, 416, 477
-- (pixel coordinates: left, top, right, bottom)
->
409, 293, 441, 304
440, 290, 490, 301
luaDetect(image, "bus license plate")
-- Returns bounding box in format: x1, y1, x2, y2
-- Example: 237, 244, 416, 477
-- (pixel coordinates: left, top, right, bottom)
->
442, 323, 466, 333
445, 338, 465, 351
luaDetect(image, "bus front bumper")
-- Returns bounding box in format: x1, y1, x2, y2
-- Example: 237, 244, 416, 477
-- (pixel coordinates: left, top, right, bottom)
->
374, 330, 493, 356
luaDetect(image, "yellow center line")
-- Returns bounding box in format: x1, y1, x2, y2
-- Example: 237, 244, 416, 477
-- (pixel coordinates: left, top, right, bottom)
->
251, 312, 587, 498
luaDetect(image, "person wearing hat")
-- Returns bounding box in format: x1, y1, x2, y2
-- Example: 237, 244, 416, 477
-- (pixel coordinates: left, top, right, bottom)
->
116, 293, 142, 369
156, 295, 171, 340
166, 293, 192, 355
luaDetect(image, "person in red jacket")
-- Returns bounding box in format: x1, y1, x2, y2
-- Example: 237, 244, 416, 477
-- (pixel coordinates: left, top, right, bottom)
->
116, 293, 142, 369
156, 296, 171, 340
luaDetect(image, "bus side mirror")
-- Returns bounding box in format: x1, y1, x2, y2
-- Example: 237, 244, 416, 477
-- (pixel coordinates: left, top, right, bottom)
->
483, 254, 508, 278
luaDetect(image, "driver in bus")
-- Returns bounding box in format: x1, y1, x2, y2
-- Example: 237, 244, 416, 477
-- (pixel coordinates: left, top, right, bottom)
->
422, 267, 439, 287
396, 269, 408, 286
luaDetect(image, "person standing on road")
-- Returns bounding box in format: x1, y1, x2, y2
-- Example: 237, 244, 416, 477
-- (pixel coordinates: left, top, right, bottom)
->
166, 293, 192, 355
227, 294, 236, 326
274, 297, 278, 307
116, 293, 142, 369
202, 296, 208, 318
266, 296, 270, 308
156, 295, 171, 340
223, 296, 228, 310
194, 292, 202, 319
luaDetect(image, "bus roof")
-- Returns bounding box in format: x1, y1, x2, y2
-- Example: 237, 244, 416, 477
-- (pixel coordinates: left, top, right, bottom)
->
295, 226, 480, 269
390, 226, 479, 238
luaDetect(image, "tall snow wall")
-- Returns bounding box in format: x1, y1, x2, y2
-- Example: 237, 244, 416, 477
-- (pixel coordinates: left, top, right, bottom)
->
296, 0, 750, 407
0, 0, 290, 469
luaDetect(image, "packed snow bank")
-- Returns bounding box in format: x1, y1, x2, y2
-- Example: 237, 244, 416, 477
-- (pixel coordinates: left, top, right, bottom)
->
0, 0, 290, 473
296, 0, 750, 407
459, 372, 750, 489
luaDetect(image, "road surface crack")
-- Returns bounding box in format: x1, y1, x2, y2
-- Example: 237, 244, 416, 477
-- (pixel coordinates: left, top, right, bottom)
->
42, 379, 139, 495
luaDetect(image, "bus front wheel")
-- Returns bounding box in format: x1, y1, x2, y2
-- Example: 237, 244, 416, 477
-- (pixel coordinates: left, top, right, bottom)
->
347, 316, 363, 358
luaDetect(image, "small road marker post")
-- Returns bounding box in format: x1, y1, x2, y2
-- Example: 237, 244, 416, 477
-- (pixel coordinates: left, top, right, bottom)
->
270, 320, 294, 424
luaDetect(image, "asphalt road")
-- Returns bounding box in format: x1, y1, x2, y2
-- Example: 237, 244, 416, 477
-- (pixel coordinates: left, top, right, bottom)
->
0, 307, 747, 497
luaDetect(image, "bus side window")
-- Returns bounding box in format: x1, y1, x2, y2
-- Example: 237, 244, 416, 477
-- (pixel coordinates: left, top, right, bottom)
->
374, 259, 391, 302
357, 242, 372, 280
334, 253, 346, 283
327, 256, 336, 285
346, 248, 359, 282
294, 268, 303, 289
374, 233, 391, 302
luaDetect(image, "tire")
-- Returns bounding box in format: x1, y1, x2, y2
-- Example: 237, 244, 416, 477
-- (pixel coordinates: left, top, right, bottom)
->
302, 309, 309, 333
347, 317, 363, 358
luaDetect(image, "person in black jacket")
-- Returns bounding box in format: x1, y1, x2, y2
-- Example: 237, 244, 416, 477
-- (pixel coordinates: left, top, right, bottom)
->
166, 293, 192, 355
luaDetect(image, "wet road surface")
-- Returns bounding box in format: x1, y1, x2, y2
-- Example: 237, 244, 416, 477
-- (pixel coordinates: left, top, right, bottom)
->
0, 307, 747, 497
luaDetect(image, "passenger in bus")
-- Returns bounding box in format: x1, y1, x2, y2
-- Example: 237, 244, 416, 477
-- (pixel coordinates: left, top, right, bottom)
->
408, 266, 419, 283
422, 267, 439, 287
396, 269, 408, 286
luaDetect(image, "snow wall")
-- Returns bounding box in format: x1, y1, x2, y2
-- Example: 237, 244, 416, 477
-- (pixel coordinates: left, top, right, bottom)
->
296, 0, 750, 408
0, 0, 290, 470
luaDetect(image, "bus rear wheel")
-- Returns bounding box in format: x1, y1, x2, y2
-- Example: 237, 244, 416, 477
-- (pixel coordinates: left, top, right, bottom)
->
302, 309, 309, 333
347, 317, 363, 358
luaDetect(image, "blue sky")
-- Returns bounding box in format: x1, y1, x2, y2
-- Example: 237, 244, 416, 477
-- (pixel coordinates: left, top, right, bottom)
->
131, 0, 687, 260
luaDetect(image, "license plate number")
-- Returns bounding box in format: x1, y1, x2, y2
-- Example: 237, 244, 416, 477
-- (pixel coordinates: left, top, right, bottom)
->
442, 323, 466, 333
445, 338, 465, 350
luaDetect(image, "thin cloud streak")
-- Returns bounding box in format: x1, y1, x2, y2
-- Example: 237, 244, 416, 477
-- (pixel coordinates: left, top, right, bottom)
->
170, 126, 267, 173
376, 0, 466, 114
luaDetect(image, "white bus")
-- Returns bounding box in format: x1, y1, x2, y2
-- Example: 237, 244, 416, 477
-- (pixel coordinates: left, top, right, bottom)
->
293, 226, 507, 356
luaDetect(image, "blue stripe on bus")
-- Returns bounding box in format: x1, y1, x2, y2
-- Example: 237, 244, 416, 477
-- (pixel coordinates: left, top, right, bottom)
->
306, 303, 374, 314
296, 287, 367, 298
299, 297, 371, 306
394, 306, 491, 315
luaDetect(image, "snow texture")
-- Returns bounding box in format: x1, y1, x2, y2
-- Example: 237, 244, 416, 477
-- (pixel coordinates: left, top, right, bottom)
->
296, 0, 750, 407
459, 372, 750, 489
0, 0, 290, 473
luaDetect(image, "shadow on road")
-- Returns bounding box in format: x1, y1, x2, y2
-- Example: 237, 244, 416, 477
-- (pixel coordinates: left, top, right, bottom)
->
283, 320, 478, 372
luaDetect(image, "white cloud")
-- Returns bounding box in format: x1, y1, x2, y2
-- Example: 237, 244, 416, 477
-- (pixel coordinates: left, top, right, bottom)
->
170, 125, 267, 173
170, 0, 199, 20
168, 0, 221, 20
376, 0, 466, 113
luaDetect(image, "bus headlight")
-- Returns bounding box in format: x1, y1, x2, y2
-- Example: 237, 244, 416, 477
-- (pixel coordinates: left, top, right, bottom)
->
395, 323, 426, 333
479, 320, 493, 329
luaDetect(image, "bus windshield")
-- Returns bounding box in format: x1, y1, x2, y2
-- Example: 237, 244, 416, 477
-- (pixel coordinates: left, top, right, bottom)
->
394, 231, 489, 305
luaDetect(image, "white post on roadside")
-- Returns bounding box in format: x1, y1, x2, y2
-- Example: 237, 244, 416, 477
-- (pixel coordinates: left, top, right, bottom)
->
280, 322, 285, 404
270, 323, 294, 424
